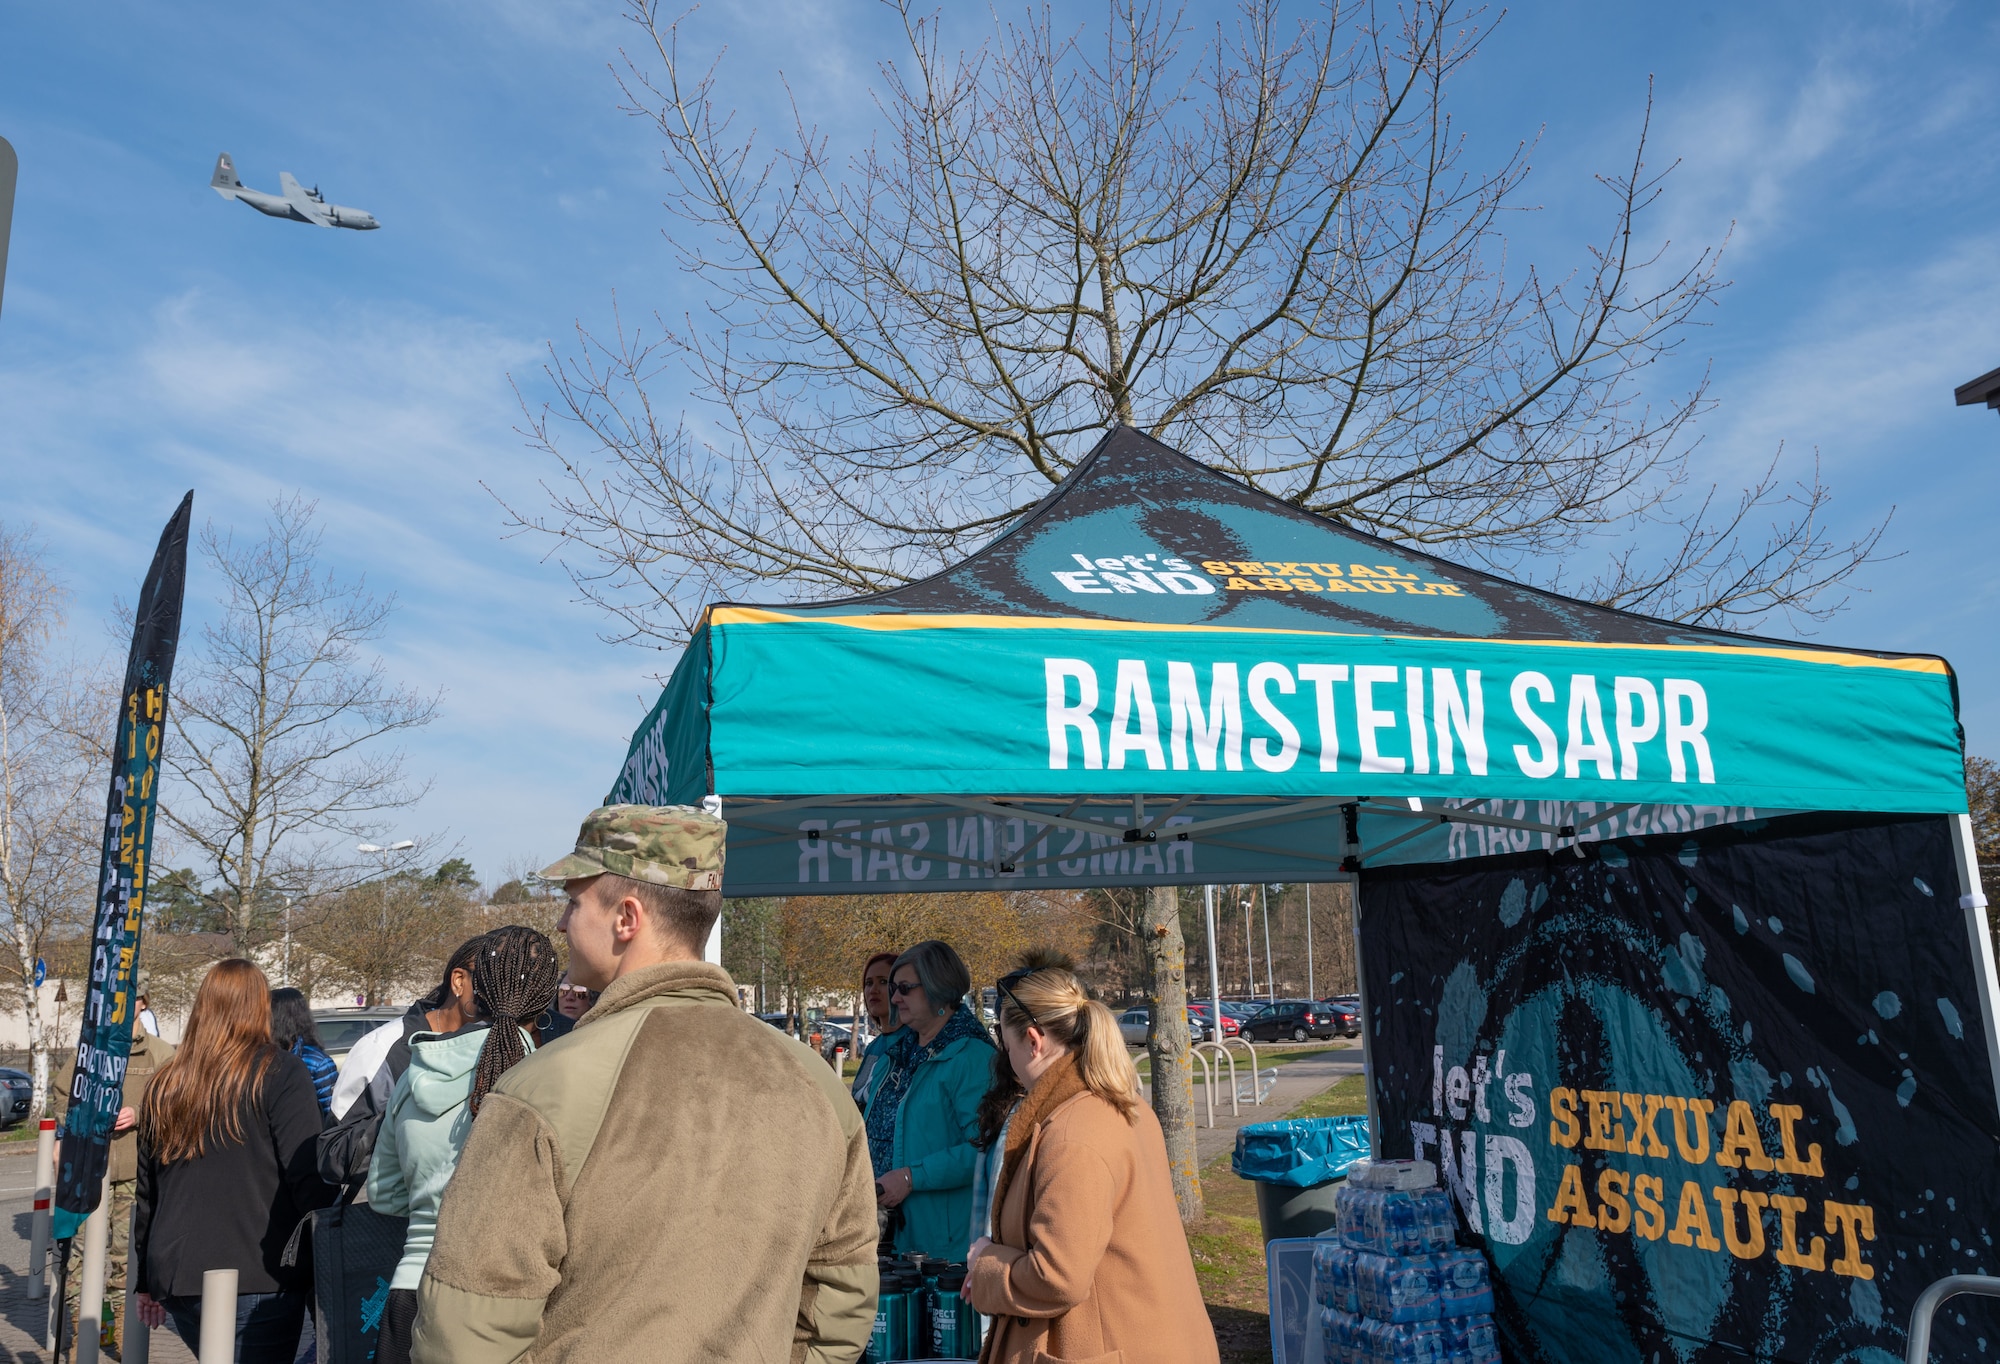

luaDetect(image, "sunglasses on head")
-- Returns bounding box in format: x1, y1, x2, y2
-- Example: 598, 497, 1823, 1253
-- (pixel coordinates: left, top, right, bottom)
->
995, 967, 1042, 1028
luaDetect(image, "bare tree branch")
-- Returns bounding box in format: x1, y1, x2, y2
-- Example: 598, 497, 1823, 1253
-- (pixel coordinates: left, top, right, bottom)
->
156, 496, 441, 951
502, 0, 1885, 646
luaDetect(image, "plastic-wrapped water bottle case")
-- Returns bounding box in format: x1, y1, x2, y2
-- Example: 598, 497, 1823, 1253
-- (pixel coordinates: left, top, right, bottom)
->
1316, 1181, 1500, 1364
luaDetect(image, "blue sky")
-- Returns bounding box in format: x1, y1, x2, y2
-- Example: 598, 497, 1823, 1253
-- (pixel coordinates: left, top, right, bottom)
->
4, 1, 1998, 886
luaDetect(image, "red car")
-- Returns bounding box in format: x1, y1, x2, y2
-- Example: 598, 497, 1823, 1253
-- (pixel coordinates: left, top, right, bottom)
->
1187, 1003, 1241, 1039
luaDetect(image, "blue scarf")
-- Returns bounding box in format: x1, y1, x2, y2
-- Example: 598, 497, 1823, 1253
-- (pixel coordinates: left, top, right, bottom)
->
863, 1004, 989, 1177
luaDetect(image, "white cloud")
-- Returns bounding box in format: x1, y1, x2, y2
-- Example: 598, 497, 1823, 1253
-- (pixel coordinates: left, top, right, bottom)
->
1, 288, 667, 887
1653, 59, 1865, 260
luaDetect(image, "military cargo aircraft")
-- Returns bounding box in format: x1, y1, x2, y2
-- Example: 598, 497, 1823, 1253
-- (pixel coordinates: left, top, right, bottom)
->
209, 152, 379, 230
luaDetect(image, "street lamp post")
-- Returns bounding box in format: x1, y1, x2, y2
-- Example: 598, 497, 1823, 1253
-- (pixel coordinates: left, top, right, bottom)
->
1305, 883, 1315, 1001
1241, 897, 1254, 997
356, 840, 416, 1004
1261, 884, 1275, 1004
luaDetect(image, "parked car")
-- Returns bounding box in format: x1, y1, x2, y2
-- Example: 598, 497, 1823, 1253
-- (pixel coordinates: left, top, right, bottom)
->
1116, 1007, 1224, 1044
1186, 1003, 1241, 1038
0, 1067, 31, 1129
1117, 1007, 1151, 1046
1316, 999, 1361, 1037
816, 1021, 855, 1063
312, 1007, 405, 1065
1241, 999, 1342, 1043
757, 1012, 800, 1035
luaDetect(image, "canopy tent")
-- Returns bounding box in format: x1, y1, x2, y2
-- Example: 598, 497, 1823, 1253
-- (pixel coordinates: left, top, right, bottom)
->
612, 425, 1969, 876
609, 425, 2000, 1359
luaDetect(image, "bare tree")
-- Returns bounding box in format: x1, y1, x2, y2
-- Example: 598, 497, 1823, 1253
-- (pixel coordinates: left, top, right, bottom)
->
294, 871, 481, 1006
510, 0, 1882, 645
0, 527, 103, 1113
513, 0, 1892, 1220
160, 497, 439, 951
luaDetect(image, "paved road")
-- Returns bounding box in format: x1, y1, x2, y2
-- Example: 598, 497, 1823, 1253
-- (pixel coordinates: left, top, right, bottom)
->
0, 1143, 193, 1363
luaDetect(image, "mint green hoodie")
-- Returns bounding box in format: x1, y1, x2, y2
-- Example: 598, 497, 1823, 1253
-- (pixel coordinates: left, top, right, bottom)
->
367, 1024, 535, 1290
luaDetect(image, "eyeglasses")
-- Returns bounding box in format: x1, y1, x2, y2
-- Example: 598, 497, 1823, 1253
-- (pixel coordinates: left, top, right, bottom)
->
889, 980, 921, 997
995, 968, 1041, 1028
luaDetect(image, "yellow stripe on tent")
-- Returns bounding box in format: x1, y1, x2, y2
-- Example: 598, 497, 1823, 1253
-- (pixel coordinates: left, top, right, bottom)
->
705, 606, 1951, 676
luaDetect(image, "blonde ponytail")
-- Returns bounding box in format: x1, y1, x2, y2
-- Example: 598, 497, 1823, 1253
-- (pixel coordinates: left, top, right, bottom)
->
1073, 996, 1141, 1120
995, 951, 1141, 1123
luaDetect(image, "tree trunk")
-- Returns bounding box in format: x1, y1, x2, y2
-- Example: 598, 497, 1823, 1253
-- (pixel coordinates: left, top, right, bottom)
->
1143, 884, 1203, 1224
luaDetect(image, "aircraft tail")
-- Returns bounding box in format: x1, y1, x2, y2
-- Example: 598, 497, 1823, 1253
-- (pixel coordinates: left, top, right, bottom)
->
210, 152, 242, 197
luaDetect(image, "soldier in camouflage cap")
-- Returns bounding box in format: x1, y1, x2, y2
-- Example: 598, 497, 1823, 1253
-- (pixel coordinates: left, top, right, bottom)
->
537, 803, 725, 892
414, 801, 879, 1364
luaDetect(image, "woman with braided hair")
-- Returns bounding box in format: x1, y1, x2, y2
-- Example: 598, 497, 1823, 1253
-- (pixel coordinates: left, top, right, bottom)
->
964, 950, 1219, 1364
366, 926, 561, 1364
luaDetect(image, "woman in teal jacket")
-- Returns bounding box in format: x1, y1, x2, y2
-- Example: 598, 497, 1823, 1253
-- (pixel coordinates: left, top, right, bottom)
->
868, 940, 995, 1263
366, 927, 560, 1364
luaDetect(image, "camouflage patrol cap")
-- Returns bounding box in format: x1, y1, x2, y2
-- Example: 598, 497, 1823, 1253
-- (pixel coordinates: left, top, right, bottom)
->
538, 804, 725, 892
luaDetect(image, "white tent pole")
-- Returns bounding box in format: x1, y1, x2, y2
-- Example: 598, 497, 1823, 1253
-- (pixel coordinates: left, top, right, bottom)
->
1205, 886, 1222, 1045
1306, 883, 1315, 1001
1949, 813, 2000, 1120
1261, 884, 1275, 1003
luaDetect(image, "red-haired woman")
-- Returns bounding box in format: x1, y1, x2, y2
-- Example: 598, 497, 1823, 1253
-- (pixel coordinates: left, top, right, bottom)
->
851, 950, 904, 1109
132, 959, 334, 1362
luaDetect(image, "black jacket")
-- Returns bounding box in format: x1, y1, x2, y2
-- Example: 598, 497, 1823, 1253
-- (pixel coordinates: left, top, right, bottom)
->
134, 1048, 335, 1297
317, 1004, 431, 1187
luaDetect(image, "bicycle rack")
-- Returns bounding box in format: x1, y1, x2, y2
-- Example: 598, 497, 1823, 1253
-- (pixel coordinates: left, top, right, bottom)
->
1905, 1274, 2000, 1363
1190, 1046, 1213, 1127
1193, 1041, 1239, 1125
1217, 1037, 1263, 1103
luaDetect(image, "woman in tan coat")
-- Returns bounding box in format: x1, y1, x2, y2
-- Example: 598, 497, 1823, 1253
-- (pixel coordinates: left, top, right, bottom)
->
966, 953, 1219, 1364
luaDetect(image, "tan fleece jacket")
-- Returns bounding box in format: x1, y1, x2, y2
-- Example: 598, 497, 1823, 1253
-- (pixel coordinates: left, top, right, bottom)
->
411, 961, 878, 1364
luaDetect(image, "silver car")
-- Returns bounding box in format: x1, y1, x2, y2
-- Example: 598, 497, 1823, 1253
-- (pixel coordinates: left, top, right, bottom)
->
1118, 1007, 1150, 1046
312, 1008, 404, 1065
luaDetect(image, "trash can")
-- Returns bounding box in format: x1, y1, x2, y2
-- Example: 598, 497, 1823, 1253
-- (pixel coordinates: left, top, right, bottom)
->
1232, 1115, 1370, 1242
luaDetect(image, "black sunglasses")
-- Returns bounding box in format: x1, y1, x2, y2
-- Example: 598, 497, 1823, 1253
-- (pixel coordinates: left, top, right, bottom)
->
889, 980, 921, 996
995, 968, 1041, 1028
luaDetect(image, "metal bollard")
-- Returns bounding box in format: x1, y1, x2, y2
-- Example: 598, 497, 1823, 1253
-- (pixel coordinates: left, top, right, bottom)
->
199, 1268, 237, 1364
124, 1197, 150, 1364
27, 1117, 55, 1299
76, 1168, 111, 1364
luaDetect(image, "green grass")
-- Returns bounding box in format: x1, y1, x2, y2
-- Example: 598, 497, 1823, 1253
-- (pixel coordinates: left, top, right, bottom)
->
1283, 1072, 1369, 1120
1188, 1071, 1370, 1362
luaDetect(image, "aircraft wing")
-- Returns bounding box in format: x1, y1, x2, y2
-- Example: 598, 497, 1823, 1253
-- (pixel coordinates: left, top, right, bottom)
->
278, 172, 331, 226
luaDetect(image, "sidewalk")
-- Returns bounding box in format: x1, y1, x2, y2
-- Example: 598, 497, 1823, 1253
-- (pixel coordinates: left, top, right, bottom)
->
0, 1144, 195, 1364
1141, 1041, 1365, 1167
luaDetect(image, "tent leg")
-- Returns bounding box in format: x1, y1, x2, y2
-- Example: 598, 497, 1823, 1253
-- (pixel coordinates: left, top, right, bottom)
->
1948, 813, 2000, 1122
1351, 876, 1381, 1157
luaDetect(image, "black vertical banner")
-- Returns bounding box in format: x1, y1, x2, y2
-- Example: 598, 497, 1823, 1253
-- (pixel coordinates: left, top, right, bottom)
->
53, 493, 192, 1237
